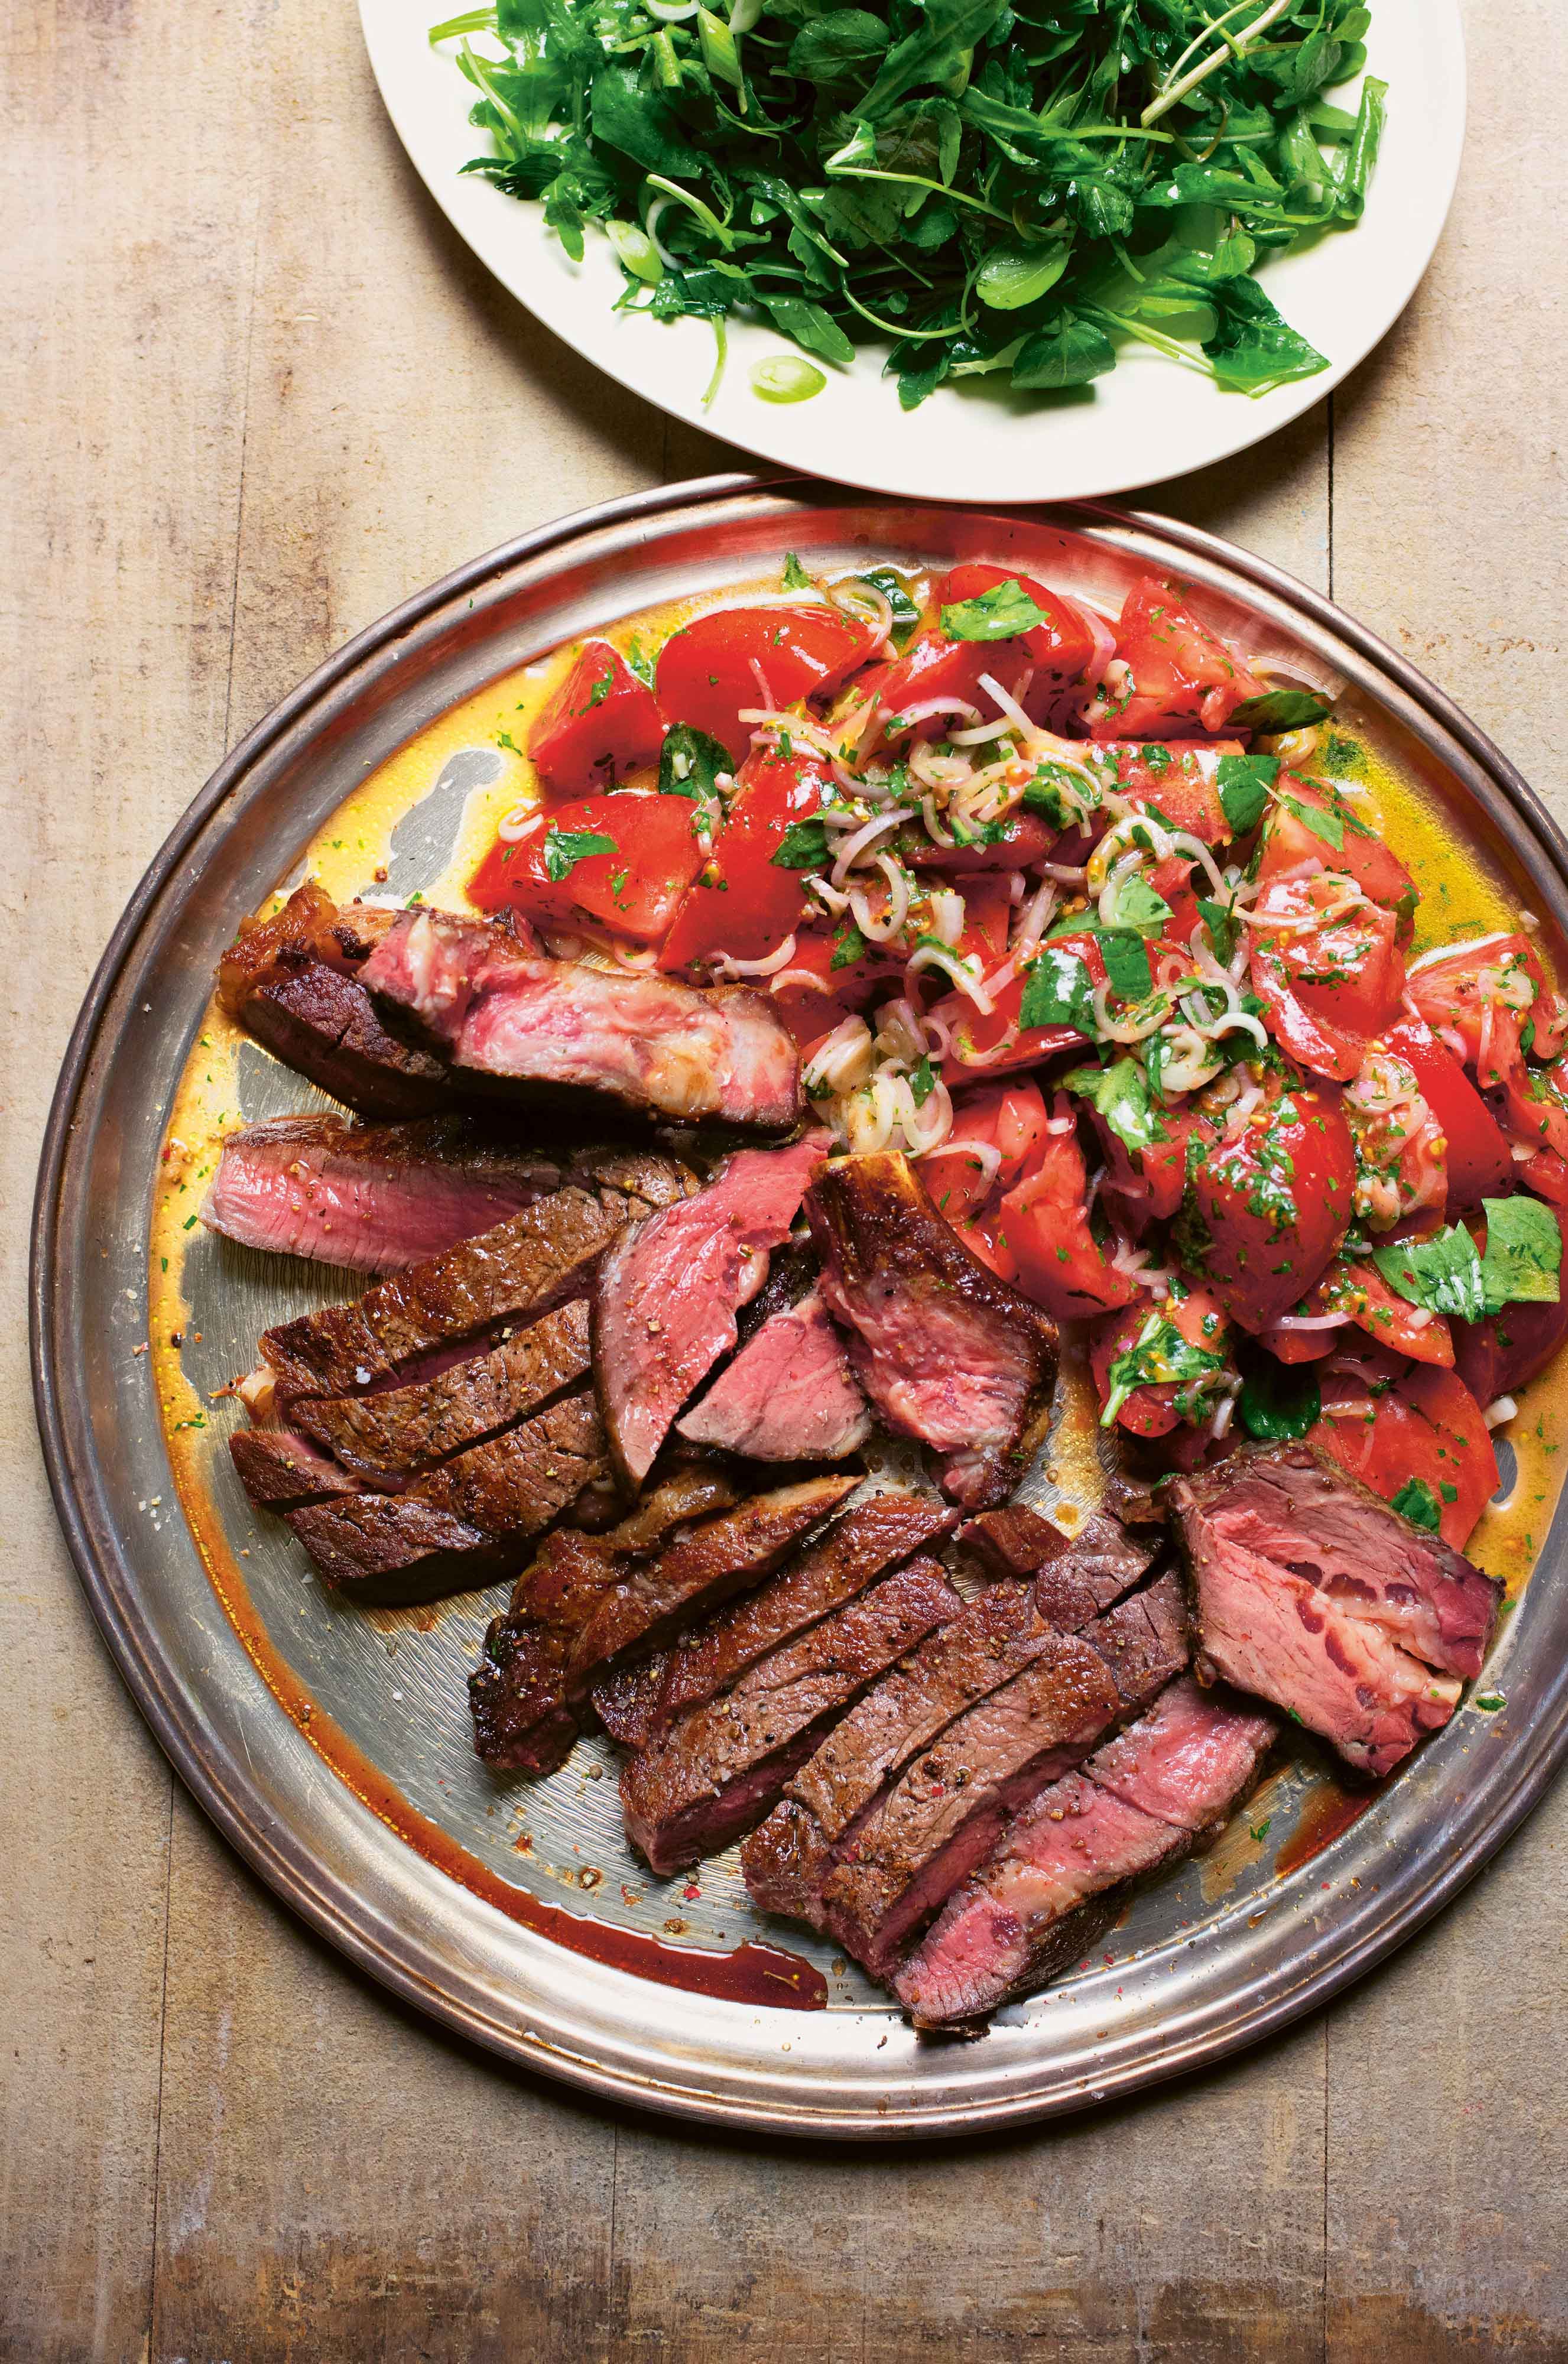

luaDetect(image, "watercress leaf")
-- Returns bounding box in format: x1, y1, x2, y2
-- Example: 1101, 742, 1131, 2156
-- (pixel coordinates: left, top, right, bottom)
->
976, 241, 1071, 312
940, 577, 1046, 641
1217, 751, 1278, 834
1018, 944, 1097, 1036
1372, 1224, 1487, 1324
785, 10, 890, 83
1011, 312, 1116, 390
1202, 273, 1329, 392
1391, 1476, 1442, 1534
1335, 75, 1387, 220
1480, 1194, 1563, 1313
544, 827, 618, 882
858, 0, 1008, 122
1063, 1057, 1167, 1152
1229, 688, 1332, 732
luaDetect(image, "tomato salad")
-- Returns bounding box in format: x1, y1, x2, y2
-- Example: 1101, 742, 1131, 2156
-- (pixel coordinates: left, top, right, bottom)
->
469, 558, 1568, 1554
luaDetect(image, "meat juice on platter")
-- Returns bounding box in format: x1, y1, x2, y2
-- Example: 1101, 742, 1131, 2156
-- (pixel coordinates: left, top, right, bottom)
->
150, 551, 1568, 2032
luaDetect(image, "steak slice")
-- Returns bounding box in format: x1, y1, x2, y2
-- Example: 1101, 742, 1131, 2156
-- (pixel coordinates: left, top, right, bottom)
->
806, 1151, 1056, 1506
259, 1160, 690, 1407
468, 1476, 850, 1775
361, 906, 803, 1134
960, 1504, 1156, 1627
593, 1136, 829, 1487
895, 1678, 1278, 2027
200, 1112, 566, 1275
676, 1290, 871, 1464
287, 1389, 606, 1603
1173, 1442, 1495, 1776
229, 1428, 363, 1512
217, 884, 460, 1120
621, 1558, 962, 1875
592, 1492, 956, 1751
291, 1300, 591, 1483
819, 1579, 1190, 1974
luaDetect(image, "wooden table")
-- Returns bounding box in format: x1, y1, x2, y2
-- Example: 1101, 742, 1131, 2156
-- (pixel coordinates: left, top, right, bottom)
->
7, 2, 1566, 2355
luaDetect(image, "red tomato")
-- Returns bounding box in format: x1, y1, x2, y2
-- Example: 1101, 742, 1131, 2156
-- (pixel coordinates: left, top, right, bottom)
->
656, 604, 874, 761
1088, 1104, 1191, 1235
1089, 578, 1265, 742
1089, 1281, 1234, 1436
1494, 1050, 1568, 1166
1314, 1252, 1456, 1367
658, 743, 832, 973
953, 876, 1013, 967
1100, 740, 1242, 846
1249, 873, 1406, 1083
527, 641, 664, 795
934, 930, 1110, 1082
1253, 776, 1417, 928
469, 791, 705, 944
1255, 1319, 1337, 1365
1453, 1275, 1568, 1404
1521, 1147, 1568, 1209
1378, 1018, 1514, 1207
922, 1080, 1048, 1231
903, 810, 1056, 873
1304, 1363, 1496, 1549
998, 1106, 1140, 1321
1397, 1366, 1499, 1547
1189, 1080, 1355, 1332
768, 926, 885, 1048
1405, 933, 1557, 1090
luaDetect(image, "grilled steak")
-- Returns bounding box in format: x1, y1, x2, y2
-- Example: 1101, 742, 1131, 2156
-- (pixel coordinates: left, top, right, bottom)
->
741, 1515, 1158, 1929
806, 1151, 1056, 1505
960, 1504, 1156, 1626
621, 1559, 961, 1874
200, 1112, 565, 1274
593, 1492, 956, 1750
291, 1300, 591, 1483
361, 906, 803, 1134
258, 1158, 689, 1407
895, 1676, 1278, 2026
594, 1137, 829, 1486
1173, 1442, 1499, 1776
229, 1427, 364, 1512
817, 1577, 1190, 1973
216, 884, 459, 1120
468, 1476, 852, 1774
676, 1290, 871, 1463
287, 1389, 606, 1603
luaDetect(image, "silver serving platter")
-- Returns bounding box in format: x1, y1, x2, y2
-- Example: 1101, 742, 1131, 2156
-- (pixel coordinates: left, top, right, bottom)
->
32, 475, 1568, 2136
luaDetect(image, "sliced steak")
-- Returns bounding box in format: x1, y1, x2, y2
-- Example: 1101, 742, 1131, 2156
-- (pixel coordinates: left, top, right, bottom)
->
593, 1492, 956, 1751
818, 1580, 1190, 1974
217, 884, 460, 1120
621, 1559, 962, 1875
806, 1151, 1056, 1505
468, 1476, 849, 1774
287, 1389, 606, 1603
361, 907, 802, 1134
291, 1300, 591, 1483
741, 1797, 835, 1923
593, 1137, 829, 1487
895, 1678, 1278, 2027
200, 1112, 565, 1275
1173, 1442, 1496, 1776
676, 1290, 871, 1463
259, 1160, 689, 1407
960, 1504, 1155, 1625
229, 1428, 363, 1512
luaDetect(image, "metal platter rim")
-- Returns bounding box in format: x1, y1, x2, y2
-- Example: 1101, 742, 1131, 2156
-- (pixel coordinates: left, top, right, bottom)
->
32, 473, 1568, 2138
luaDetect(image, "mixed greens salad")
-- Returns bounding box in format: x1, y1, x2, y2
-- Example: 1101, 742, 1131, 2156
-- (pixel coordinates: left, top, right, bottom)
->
431, 0, 1385, 410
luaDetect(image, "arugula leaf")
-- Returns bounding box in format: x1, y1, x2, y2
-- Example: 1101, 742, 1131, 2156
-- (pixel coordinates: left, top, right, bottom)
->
1391, 1477, 1442, 1534
762, 295, 855, 368
544, 827, 617, 882
1218, 751, 1279, 836
1480, 1194, 1563, 1313
1011, 313, 1116, 391
658, 722, 731, 803
1018, 946, 1096, 1037
940, 578, 1046, 643
1238, 1352, 1320, 1442
1063, 1058, 1167, 1154
1229, 689, 1333, 733
771, 817, 830, 870
857, 0, 1008, 122
1372, 1225, 1487, 1324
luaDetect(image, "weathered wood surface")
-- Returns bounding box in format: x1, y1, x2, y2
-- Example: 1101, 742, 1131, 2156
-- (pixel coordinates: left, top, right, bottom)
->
3, 1, 1565, 2357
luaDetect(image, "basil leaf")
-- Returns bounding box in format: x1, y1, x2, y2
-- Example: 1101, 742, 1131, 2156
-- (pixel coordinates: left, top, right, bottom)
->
1238, 1353, 1321, 1442
940, 578, 1046, 643
1098, 930, 1153, 1003
1217, 751, 1278, 835
1063, 1057, 1167, 1153
658, 722, 731, 803
1480, 1194, 1563, 1313
781, 551, 814, 590
1102, 1311, 1228, 1427
771, 817, 830, 869
544, 827, 617, 882
1107, 874, 1173, 937
909, 1054, 936, 1107
1229, 689, 1332, 732
1372, 1225, 1487, 1324
1197, 897, 1237, 966
1279, 791, 1344, 852
831, 920, 868, 970
855, 568, 921, 646
1018, 945, 1096, 1036
1391, 1477, 1442, 1534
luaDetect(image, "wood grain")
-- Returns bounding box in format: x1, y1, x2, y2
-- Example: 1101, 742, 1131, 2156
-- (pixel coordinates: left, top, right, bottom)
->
3, 0, 1567, 2356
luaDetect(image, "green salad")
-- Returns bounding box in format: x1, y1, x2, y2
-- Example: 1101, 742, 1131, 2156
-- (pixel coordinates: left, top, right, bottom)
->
432, 0, 1385, 410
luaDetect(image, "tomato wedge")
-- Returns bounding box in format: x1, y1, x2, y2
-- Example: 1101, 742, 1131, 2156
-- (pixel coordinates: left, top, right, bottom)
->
656, 603, 874, 762
998, 1102, 1140, 1321
658, 743, 832, 973
469, 791, 703, 944
1089, 577, 1265, 742
933, 930, 1110, 1082
1187, 1080, 1355, 1332
1315, 1251, 1456, 1367
1377, 1017, 1514, 1207
1405, 933, 1559, 1089
1397, 1366, 1499, 1547
1252, 775, 1417, 928
1089, 1281, 1234, 1437
938, 563, 1098, 689
527, 641, 664, 795
921, 1079, 1049, 1238
1100, 740, 1243, 846
1248, 873, 1405, 1083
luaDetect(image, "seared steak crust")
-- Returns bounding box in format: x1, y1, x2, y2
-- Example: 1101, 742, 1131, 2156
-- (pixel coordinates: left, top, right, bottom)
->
229, 1427, 365, 1512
